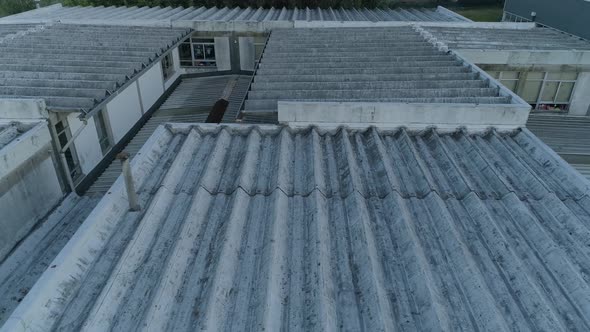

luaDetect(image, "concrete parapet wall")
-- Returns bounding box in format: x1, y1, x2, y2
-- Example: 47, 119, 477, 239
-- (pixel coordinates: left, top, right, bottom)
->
0, 122, 63, 262
0, 99, 48, 120
278, 101, 531, 131
457, 49, 590, 66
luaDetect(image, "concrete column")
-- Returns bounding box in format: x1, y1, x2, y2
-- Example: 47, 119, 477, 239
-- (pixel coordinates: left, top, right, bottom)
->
569, 72, 590, 116
214, 37, 231, 71
239, 37, 255, 71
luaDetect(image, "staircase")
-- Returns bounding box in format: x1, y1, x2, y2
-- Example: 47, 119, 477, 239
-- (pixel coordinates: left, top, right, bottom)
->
240, 26, 511, 123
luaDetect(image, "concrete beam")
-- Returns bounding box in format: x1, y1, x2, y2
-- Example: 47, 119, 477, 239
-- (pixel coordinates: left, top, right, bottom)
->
456, 49, 590, 66
278, 101, 531, 131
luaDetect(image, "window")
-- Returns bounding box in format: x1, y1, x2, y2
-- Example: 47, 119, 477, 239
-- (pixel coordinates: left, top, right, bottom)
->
94, 110, 111, 154
525, 72, 578, 112
54, 119, 82, 181
497, 71, 520, 92
489, 70, 578, 112
161, 53, 175, 80
179, 37, 216, 67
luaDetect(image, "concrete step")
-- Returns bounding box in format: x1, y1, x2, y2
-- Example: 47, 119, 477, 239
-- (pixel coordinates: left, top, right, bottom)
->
262, 48, 441, 57
247, 87, 499, 100
255, 66, 471, 76
251, 80, 489, 91
265, 41, 430, 50
254, 72, 479, 83
267, 35, 425, 41
258, 60, 461, 69
247, 88, 499, 100
243, 96, 512, 110
261, 55, 449, 64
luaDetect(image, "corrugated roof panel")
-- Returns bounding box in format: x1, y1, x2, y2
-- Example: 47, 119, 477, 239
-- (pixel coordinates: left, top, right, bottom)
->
1, 4, 469, 23
5, 124, 590, 331
424, 26, 590, 50
0, 23, 190, 113
0, 194, 100, 327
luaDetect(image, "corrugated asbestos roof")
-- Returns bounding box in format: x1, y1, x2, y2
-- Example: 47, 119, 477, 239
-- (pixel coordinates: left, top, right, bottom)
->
2, 4, 468, 23
527, 114, 590, 157
0, 24, 36, 39
0, 122, 36, 150
422, 26, 590, 50
6, 124, 590, 331
0, 194, 100, 326
0, 23, 190, 113
527, 113, 590, 181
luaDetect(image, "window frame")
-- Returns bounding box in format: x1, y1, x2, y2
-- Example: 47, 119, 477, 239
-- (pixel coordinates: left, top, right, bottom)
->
161, 53, 175, 80
94, 109, 112, 155
179, 37, 217, 68
54, 118, 82, 181
527, 71, 578, 112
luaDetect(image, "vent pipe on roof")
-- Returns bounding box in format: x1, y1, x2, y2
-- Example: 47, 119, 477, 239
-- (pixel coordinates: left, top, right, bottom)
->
117, 152, 140, 212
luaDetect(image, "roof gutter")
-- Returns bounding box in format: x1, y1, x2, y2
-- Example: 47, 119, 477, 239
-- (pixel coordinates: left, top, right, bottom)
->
77, 29, 192, 122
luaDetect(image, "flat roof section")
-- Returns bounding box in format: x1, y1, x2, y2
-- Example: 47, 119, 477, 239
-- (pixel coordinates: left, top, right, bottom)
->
0, 23, 190, 114
423, 26, 590, 50
1, 4, 469, 24
4, 124, 590, 331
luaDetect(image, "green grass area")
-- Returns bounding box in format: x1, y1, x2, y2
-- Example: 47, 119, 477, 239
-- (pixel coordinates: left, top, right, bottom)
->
452, 5, 504, 22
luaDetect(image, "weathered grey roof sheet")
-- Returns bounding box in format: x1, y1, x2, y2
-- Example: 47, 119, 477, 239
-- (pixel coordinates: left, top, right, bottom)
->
6, 124, 590, 331
527, 114, 590, 157
0, 23, 190, 113
0, 24, 37, 39
2, 4, 469, 23
0, 194, 100, 326
0, 121, 36, 150
527, 113, 590, 180
423, 26, 590, 50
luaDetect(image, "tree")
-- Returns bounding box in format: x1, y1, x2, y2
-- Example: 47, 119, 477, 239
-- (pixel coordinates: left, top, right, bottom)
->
0, 0, 35, 17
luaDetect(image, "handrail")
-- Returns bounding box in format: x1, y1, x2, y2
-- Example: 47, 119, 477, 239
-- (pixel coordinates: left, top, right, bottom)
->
235, 31, 272, 121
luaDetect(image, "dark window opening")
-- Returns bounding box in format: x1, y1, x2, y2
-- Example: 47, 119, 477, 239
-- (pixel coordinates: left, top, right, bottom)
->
94, 110, 111, 154
54, 119, 82, 180
162, 53, 175, 80
179, 37, 216, 68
